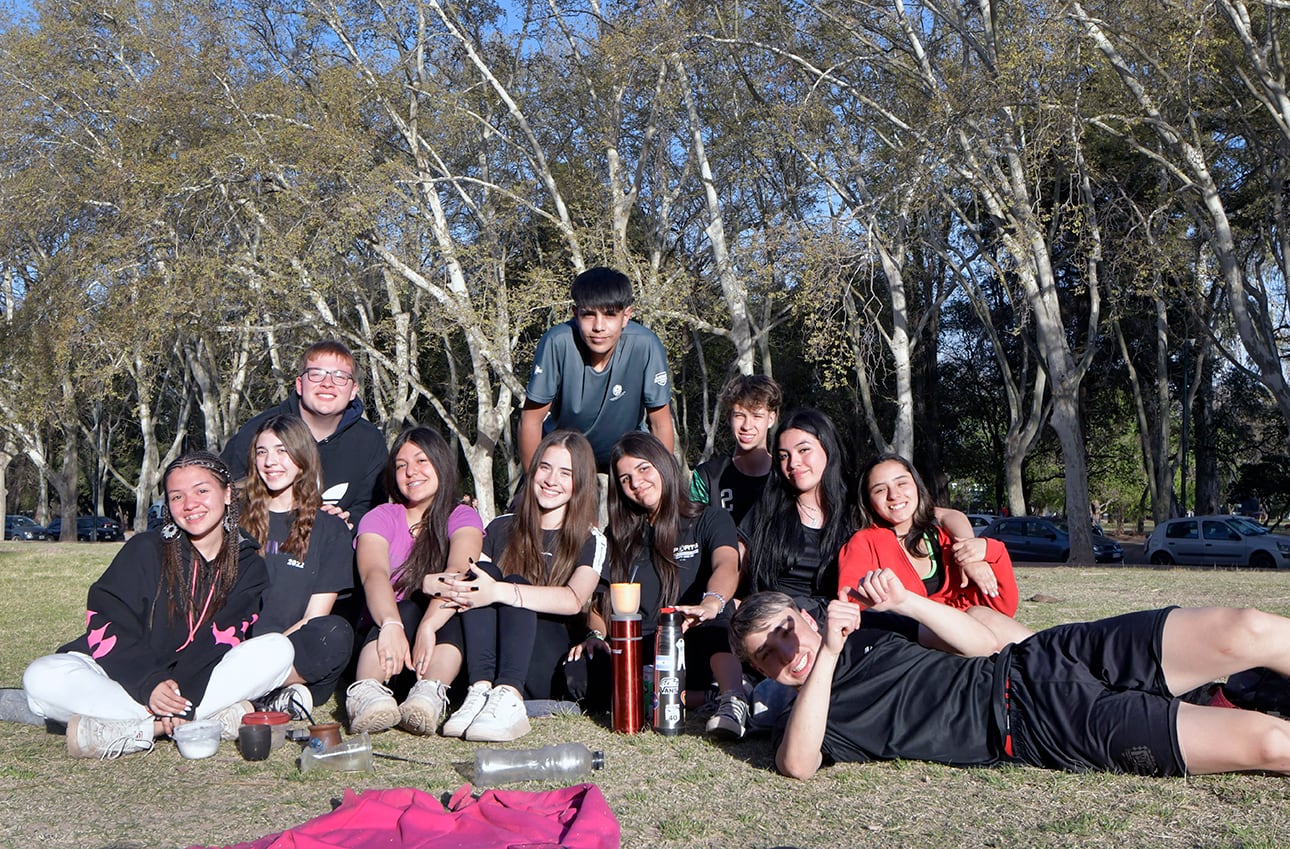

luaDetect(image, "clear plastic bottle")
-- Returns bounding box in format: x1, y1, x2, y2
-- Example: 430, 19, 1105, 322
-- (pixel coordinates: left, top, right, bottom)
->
473, 742, 606, 786
299, 731, 373, 773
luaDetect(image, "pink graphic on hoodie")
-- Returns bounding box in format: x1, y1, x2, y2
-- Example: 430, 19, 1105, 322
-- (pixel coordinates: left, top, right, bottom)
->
86, 622, 117, 659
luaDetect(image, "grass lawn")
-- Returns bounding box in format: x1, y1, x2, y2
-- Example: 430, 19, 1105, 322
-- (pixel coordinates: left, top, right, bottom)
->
1, 541, 1289, 848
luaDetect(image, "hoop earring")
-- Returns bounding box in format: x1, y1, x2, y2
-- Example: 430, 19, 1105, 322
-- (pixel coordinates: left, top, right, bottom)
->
160, 522, 180, 541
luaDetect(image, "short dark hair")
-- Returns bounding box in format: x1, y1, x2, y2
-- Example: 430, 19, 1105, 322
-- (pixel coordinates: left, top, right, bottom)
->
571, 267, 634, 312
729, 591, 799, 664
719, 374, 782, 415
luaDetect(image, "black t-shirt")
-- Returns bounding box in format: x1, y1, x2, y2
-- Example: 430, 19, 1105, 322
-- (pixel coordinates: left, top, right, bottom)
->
776, 629, 1007, 767
480, 514, 606, 582
691, 455, 770, 525
616, 507, 738, 635
255, 509, 354, 634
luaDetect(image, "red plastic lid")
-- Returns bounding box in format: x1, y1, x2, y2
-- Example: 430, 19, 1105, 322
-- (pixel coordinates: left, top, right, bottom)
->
242, 711, 290, 726
659, 606, 676, 614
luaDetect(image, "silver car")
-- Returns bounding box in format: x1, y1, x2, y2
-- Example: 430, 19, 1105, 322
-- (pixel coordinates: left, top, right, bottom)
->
1143, 515, 1290, 568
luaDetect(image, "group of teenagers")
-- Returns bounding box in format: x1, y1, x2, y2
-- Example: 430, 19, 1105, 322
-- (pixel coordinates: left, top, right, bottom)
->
18, 266, 1290, 782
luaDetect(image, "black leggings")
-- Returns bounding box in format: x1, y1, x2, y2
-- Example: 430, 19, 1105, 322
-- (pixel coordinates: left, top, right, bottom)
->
287, 614, 354, 704
458, 562, 582, 699
359, 595, 465, 699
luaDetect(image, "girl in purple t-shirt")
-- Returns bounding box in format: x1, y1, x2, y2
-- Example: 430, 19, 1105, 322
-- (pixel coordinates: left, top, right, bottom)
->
346, 427, 483, 735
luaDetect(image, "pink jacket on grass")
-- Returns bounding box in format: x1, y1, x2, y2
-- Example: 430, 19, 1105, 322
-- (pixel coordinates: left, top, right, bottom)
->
197, 784, 620, 849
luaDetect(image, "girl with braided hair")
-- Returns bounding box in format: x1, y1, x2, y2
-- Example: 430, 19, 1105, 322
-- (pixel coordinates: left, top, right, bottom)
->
23, 451, 293, 758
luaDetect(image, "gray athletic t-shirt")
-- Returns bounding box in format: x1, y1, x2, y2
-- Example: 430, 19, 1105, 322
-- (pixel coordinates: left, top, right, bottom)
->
525, 320, 670, 467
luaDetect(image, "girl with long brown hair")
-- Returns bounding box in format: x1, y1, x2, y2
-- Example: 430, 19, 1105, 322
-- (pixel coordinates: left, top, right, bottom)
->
346, 426, 483, 735
436, 430, 606, 741
241, 414, 354, 715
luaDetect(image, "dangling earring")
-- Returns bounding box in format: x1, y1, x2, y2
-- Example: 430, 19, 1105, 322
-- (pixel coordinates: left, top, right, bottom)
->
160, 522, 180, 540
222, 510, 235, 533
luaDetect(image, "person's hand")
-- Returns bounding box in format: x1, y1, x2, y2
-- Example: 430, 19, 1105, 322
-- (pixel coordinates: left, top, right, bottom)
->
957, 557, 999, 597
853, 568, 908, 611
411, 620, 438, 677
320, 503, 352, 530
567, 634, 606, 662
376, 622, 412, 680
822, 588, 863, 654
148, 678, 190, 718
440, 566, 500, 609
675, 594, 723, 632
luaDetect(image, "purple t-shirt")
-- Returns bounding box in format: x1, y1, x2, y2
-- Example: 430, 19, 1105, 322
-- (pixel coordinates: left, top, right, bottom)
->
356, 502, 484, 599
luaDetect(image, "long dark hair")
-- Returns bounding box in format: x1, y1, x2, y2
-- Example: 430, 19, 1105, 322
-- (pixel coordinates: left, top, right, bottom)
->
159, 451, 240, 629
857, 453, 939, 557
386, 426, 459, 598
607, 431, 700, 607
240, 414, 322, 558
744, 408, 855, 594
498, 430, 599, 587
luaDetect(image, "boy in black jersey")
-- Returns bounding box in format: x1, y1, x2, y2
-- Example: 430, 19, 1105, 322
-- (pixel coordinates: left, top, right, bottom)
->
732, 570, 1290, 780
690, 375, 781, 525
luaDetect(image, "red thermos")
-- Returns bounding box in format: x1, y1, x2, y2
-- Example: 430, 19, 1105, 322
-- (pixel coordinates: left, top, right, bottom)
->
610, 613, 644, 733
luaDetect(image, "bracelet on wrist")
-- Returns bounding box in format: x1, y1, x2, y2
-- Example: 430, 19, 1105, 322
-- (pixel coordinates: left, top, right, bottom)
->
587, 629, 606, 642
380, 620, 402, 629
701, 590, 727, 608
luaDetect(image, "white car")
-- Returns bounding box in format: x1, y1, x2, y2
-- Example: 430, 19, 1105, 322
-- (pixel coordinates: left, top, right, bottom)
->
966, 514, 997, 536
1143, 515, 1290, 568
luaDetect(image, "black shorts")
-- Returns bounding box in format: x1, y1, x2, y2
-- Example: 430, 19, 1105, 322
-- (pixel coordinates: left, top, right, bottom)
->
1006, 607, 1186, 776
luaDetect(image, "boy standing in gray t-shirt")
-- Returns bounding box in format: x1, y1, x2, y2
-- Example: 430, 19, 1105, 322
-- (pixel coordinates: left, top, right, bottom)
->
519, 267, 673, 473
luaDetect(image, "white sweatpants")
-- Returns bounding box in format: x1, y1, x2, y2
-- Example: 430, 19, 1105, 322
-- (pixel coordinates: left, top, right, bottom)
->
22, 633, 294, 723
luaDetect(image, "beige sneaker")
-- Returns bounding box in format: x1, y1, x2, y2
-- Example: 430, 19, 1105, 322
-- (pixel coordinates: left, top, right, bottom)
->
399, 679, 449, 735
346, 679, 401, 733
209, 700, 254, 741
66, 715, 155, 759
442, 682, 491, 738
464, 685, 531, 742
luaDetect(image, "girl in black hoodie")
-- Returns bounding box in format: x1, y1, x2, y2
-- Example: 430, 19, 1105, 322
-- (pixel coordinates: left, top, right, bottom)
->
23, 452, 294, 758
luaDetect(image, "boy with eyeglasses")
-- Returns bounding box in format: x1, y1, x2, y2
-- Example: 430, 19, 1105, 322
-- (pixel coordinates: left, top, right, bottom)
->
222, 340, 387, 529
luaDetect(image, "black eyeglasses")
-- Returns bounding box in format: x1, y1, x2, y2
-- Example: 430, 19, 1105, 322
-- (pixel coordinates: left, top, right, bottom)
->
300, 367, 355, 386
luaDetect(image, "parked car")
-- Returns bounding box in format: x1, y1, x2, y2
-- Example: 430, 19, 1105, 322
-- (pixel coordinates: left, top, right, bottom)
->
981, 516, 1124, 563
45, 515, 125, 542
1143, 515, 1290, 568
4, 515, 50, 541
966, 513, 998, 536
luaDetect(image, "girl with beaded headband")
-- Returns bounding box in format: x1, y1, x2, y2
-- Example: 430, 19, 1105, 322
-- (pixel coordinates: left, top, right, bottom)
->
240, 414, 355, 715
592, 431, 749, 739
22, 451, 293, 758
434, 430, 607, 742
346, 426, 484, 735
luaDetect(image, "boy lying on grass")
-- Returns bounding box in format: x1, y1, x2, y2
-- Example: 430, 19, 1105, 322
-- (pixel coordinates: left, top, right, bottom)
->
731, 569, 1290, 780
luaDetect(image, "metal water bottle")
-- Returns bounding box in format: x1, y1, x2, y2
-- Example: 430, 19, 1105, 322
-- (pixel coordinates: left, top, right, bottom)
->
653, 607, 686, 735
610, 612, 644, 733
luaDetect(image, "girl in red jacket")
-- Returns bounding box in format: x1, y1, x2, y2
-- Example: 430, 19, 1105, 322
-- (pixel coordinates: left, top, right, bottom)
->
838, 454, 1031, 650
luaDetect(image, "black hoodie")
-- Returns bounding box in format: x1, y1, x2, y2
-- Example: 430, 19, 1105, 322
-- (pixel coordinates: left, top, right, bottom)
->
59, 532, 268, 712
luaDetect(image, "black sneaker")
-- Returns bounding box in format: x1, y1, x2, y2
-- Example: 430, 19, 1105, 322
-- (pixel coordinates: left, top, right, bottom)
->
253, 683, 314, 722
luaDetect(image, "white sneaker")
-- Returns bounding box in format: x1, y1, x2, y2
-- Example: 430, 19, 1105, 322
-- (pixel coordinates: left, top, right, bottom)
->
209, 700, 254, 741
66, 715, 155, 759
399, 679, 449, 735
347, 679, 401, 733
442, 682, 491, 738
254, 683, 314, 721
465, 685, 531, 742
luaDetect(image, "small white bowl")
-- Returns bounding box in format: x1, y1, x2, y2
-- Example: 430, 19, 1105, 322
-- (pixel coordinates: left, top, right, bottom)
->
172, 720, 222, 759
